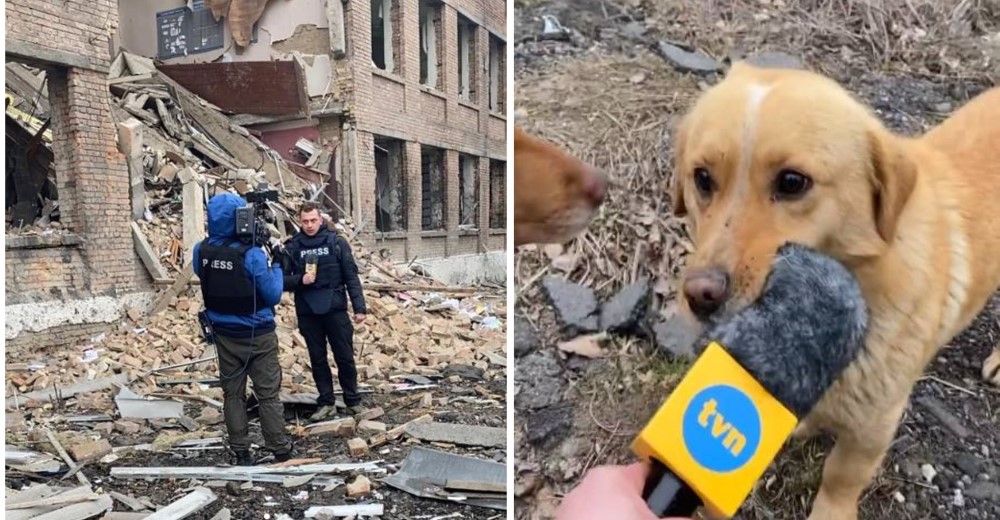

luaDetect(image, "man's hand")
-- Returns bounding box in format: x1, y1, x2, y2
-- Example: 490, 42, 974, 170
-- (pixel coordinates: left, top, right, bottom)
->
302, 273, 316, 285
555, 463, 687, 520
353, 313, 366, 324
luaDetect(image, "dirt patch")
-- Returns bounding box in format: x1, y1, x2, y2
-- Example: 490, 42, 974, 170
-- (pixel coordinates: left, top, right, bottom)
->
514, 1, 999, 519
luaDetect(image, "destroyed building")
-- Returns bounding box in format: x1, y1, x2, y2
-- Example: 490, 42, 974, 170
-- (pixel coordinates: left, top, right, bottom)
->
119, 0, 508, 262
6, 0, 508, 348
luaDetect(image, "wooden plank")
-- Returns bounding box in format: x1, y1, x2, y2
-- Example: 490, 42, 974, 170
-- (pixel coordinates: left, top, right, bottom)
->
31, 494, 112, 520
5, 374, 129, 410
43, 427, 90, 486
444, 479, 507, 493
132, 222, 170, 282
110, 462, 380, 480
7, 487, 98, 509
151, 262, 194, 315
181, 173, 205, 266
142, 487, 216, 520
6, 40, 103, 71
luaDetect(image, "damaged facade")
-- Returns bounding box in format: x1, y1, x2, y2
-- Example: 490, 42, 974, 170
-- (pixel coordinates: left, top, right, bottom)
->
5, 0, 507, 347
120, 0, 509, 261
5, 0, 150, 348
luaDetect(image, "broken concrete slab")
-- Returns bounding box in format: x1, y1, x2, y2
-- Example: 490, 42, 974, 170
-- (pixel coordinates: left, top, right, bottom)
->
115, 386, 184, 419
143, 486, 216, 520
656, 42, 723, 74
541, 276, 599, 333
599, 278, 650, 334
5, 447, 66, 475
29, 494, 113, 520
514, 315, 538, 358
652, 314, 698, 360
405, 422, 505, 448
383, 447, 505, 510
5, 374, 128, 410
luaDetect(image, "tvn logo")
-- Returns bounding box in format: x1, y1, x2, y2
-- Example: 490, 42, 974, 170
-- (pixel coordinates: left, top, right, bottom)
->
682, 384, 762, 473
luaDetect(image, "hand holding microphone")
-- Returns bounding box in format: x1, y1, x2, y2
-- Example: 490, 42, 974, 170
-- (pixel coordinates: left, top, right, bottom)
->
633, 243, 869, 518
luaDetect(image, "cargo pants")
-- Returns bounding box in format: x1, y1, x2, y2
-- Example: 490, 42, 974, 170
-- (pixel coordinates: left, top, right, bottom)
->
215, 330, 291, 455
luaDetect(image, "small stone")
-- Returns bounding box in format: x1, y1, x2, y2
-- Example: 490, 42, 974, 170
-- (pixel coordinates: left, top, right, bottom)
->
599, 278, 650, 334
346, 475, 371, 497
983, 445, 991, 458
94, 422, 114, 435
966, 482, 1000, 502
964, 475, 974, 485
226, 481, 242, 496
954, 489, 966, 507
922, 463, 938, 483
514, 316, 538, 358
653, 315, 698, 359
354, 407, 385, 421
894, 491, 906, 503
656, 42, 723, 74
68, 439, 112, 463
621, 21, 647, 40
514, 351, 566, 411
115, 421, 142, 435
197, 407, 223, 425
955, 453, 985, 477
347, 437, 368, 457
541, 276, 599, 333
419, 393, 433, 407
357, 420, 387, 433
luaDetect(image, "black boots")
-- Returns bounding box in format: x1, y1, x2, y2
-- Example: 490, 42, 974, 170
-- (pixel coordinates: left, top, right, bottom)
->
234, 450, 255, 466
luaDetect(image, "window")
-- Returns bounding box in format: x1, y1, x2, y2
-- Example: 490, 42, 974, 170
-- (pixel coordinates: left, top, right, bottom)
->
371, 0, 400, 73
421, 145, 445, 231
459, 154, 479, 229
419, 0, 443, 89
489, 160, 505, 229
488, 35, 506, 113
457, 14, 478, 102
374, 136, 406, 232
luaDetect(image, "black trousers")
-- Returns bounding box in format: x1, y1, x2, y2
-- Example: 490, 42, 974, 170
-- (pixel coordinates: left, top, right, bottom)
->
215, 331, 290, 454
298, 311, 360, 407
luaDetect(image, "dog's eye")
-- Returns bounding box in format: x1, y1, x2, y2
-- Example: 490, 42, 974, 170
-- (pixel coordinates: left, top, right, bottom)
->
694, 168, 714, 197
774, 169, 812, 200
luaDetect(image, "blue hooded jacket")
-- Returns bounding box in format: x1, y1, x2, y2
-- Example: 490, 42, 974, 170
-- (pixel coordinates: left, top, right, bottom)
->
193, 193, 283, 338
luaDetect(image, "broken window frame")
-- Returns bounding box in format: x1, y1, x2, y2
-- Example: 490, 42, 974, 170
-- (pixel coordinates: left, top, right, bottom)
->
420, 145, 446, 232
489, 159, 506, 230
374, 135, 407, 233
458, 154, 479, 231
456, 14, 478, 103
419, 0, 444, 90
487, 34, 506, 114
371, 0, 400, 75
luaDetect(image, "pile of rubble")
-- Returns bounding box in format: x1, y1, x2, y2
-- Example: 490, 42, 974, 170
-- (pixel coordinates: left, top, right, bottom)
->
5, 51, 507, 519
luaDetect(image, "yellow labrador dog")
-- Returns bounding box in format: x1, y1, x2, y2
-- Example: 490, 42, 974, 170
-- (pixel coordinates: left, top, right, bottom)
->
671, 61, 1000, 519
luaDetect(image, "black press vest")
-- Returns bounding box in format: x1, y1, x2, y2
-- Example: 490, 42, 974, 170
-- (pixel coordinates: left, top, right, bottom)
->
199, 242, 269, 315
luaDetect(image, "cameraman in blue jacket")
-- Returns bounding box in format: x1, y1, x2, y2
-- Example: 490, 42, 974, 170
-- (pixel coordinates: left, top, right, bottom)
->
193, 192, 292, 465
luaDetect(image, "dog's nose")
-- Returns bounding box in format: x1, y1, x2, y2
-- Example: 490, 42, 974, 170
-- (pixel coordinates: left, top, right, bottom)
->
583, 168, 606, 207
683, 268, 731, 319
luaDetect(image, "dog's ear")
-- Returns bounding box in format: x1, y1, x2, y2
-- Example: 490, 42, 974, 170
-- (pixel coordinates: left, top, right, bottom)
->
869, 128, 916, 244
671, 119, 689, 217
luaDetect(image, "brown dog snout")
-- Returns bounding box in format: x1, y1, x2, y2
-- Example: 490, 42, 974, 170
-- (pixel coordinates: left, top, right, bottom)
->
683, 267, 731, 320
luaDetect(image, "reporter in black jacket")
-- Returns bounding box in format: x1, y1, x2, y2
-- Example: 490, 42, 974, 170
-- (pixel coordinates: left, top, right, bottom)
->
282, 202, 367, 421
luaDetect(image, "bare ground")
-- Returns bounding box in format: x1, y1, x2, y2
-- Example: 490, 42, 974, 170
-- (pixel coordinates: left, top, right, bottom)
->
513, 1, 1000, 519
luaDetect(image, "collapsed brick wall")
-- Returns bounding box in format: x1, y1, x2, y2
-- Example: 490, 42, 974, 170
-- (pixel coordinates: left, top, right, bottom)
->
341, 0, 507, 260
6, 0, 149, 348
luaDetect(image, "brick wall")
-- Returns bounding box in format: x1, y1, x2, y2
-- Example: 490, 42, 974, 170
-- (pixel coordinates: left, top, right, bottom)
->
339, 0, 507, 261
6, 0, 148, 347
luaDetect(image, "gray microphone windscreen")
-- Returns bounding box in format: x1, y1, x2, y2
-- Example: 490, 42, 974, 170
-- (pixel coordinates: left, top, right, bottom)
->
695, 243, 869, 417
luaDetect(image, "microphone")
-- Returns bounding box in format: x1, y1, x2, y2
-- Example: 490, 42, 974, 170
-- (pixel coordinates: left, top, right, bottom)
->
632, 243, 869, 518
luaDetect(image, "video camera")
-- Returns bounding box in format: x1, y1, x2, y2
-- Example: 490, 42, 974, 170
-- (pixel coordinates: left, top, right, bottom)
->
235, 183, 279, 247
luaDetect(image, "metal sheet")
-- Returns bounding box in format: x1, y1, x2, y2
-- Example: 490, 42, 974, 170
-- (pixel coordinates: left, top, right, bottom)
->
158, 61, 307, 116
382, 447, 505, 510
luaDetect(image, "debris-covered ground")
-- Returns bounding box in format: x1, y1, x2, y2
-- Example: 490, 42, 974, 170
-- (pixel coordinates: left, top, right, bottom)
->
6, 51, 507, 520
513, 1, 1000, 519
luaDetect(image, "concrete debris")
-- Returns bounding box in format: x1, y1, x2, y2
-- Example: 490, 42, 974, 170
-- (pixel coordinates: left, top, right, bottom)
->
115, 386, 184, 419
541, 276, 599, 333
5, 447, 65, 475
405, 421, 506, 448
346, 475, 372, 497
304, 504, 383, 518
514, 350, 566, 411
652, 314, 698, 360
656, 42, 724, 74
524, 404, 574, 449
143, 486, 217, 520
599, 277, 651, 334
383, 447, 505, 510
514, 315, 538, 358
